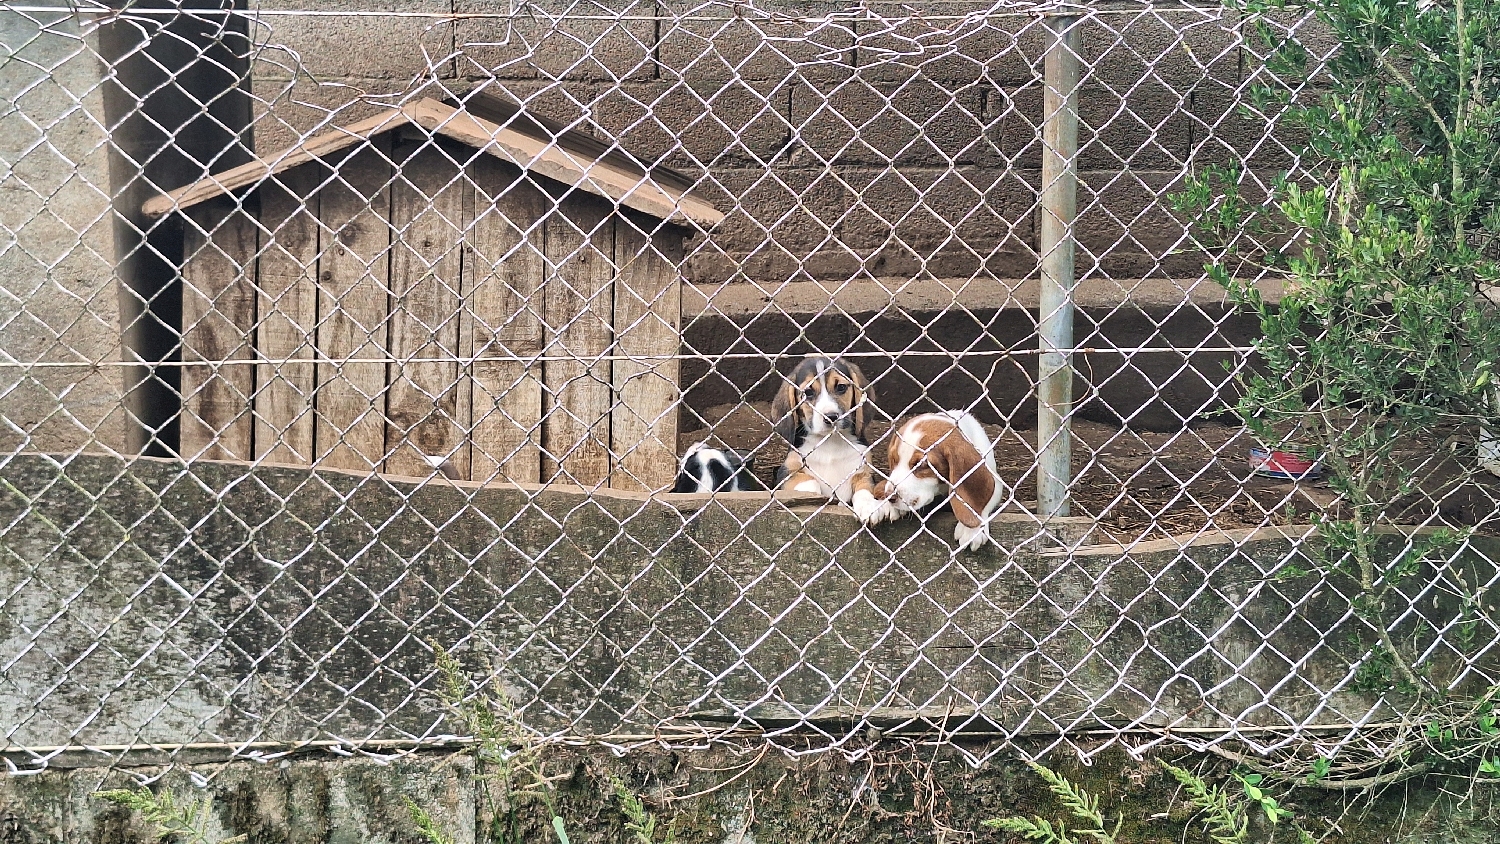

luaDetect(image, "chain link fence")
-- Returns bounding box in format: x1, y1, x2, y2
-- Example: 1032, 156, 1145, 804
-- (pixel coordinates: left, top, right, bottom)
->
3, 0, 1499, 787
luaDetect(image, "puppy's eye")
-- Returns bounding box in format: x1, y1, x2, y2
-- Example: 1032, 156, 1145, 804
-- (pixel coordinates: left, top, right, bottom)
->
834, 382, 849, 395
803, 387, 817, 400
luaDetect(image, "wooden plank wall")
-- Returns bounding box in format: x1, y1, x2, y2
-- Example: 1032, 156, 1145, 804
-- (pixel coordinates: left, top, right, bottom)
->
315, 140, 394, 473
541, 194, 614, 487
253, 166, 322, 464
466, 155, 547, 484
385, 133, 469, 478
181, 199, 257, 460
610, 210, 682, 492
182, 138, 684, 489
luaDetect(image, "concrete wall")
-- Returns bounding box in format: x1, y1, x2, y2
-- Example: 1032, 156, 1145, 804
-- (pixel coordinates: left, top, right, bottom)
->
0, 10, 126, 455
5, 745, 1500, 843
233, 1, 1310, 427
242, 1, 1303, 287
3, 454, 1493, 764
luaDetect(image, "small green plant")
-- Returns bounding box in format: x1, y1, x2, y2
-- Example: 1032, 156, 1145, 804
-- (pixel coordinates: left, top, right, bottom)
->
93, 787, 246, 844
1304, 758, 1332, 786
1160, 762, 1248, 844
1477, 696, 1500, 737
431, 643, 573, 844
408, 646, 684, 844
981, 762, 1120, 844
985, 761, 1318, 844
1349, 645, 1398, 693
610, 775, 676, 844
406, 797, 458, 844
1234, 772, 1291, 826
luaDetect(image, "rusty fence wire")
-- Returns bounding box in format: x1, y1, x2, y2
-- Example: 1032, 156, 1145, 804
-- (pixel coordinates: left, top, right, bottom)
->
2, 0, 1498, 786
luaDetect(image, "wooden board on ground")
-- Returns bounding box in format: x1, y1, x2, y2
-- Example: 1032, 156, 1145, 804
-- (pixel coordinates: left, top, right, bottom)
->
181, 200, 257, 460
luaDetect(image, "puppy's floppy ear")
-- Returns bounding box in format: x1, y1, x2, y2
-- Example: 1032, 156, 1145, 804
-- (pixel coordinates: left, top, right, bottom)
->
843, 361, 876, 443
733, 454, 765, 491
770, 375, 802, 445
672, 452, 698, 493
927, 429, 994, 529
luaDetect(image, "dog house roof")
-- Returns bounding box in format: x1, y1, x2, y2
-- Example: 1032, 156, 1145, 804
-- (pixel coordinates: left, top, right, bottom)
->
141, 93, 723, 228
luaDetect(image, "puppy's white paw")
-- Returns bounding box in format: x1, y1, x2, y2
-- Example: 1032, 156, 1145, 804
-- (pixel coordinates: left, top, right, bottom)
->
792, 477, 822, 494
866, 498, 901, 525
954, 521, 991, 551
850, 489, 887, 524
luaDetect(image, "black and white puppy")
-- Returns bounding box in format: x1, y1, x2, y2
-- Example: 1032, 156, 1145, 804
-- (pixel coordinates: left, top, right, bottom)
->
771, 355, 888, 523
672, 443, 761, 493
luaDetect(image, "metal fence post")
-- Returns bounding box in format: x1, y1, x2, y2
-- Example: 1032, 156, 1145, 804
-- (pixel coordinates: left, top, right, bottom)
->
1037, 13, 1081, 520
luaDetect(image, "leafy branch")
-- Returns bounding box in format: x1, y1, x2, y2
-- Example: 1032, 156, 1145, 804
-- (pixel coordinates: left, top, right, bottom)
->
981, 762, 1120, 844
1159, 762, 1247, 844
1176, 0, 1500, 705
610, 775, 676, 844
431, 643, 572, 844
93, 787, 246, 844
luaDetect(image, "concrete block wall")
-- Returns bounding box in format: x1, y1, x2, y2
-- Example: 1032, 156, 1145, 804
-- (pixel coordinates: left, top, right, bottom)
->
0, 10, 126, 455
242, 1, 1311, 288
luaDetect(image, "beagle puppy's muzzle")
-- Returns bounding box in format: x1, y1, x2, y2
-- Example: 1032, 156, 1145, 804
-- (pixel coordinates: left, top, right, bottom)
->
770, 356, 886, 523
872, 410, 1006, 550
772, 356, 872, 444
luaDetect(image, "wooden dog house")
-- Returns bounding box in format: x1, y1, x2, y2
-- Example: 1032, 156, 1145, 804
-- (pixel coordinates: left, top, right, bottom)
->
144, 93, 721, 490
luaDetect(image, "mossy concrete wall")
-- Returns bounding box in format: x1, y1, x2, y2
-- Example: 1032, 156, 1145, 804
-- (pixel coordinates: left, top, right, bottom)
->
5, 744, 1500, 843
4, 453, 1496, 765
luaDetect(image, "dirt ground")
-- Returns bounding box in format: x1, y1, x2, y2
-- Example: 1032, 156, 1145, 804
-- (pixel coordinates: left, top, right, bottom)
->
678, 402, 1500, 542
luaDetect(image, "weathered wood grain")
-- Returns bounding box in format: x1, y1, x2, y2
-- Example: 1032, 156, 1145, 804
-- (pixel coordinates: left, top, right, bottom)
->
541, 194, 614, 486
385, 135, 469, 478
610, 212, 682, 491
402, 98, 722, 229
147, 98, 723, 230
143, 109, 409, 218
180, 200, 258, 460
253, 166, 321, 464
466, 158, 548, 484
314, 140, 393, 473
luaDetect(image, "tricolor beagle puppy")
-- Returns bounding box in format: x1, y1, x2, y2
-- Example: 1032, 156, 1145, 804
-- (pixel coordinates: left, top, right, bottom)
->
873, 411, 1006, 550
771, 356, 887, 523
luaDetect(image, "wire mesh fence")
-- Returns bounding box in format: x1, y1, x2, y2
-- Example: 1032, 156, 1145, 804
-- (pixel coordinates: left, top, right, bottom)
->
3, 0, 1499, 792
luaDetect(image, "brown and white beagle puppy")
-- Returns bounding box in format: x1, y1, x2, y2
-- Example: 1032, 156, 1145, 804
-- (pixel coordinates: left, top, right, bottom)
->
771, 356, 887, 523
872, 411, 1005, 550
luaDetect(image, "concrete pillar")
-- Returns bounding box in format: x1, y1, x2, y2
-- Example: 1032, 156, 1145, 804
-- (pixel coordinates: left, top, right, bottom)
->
0, 9, 127, 454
